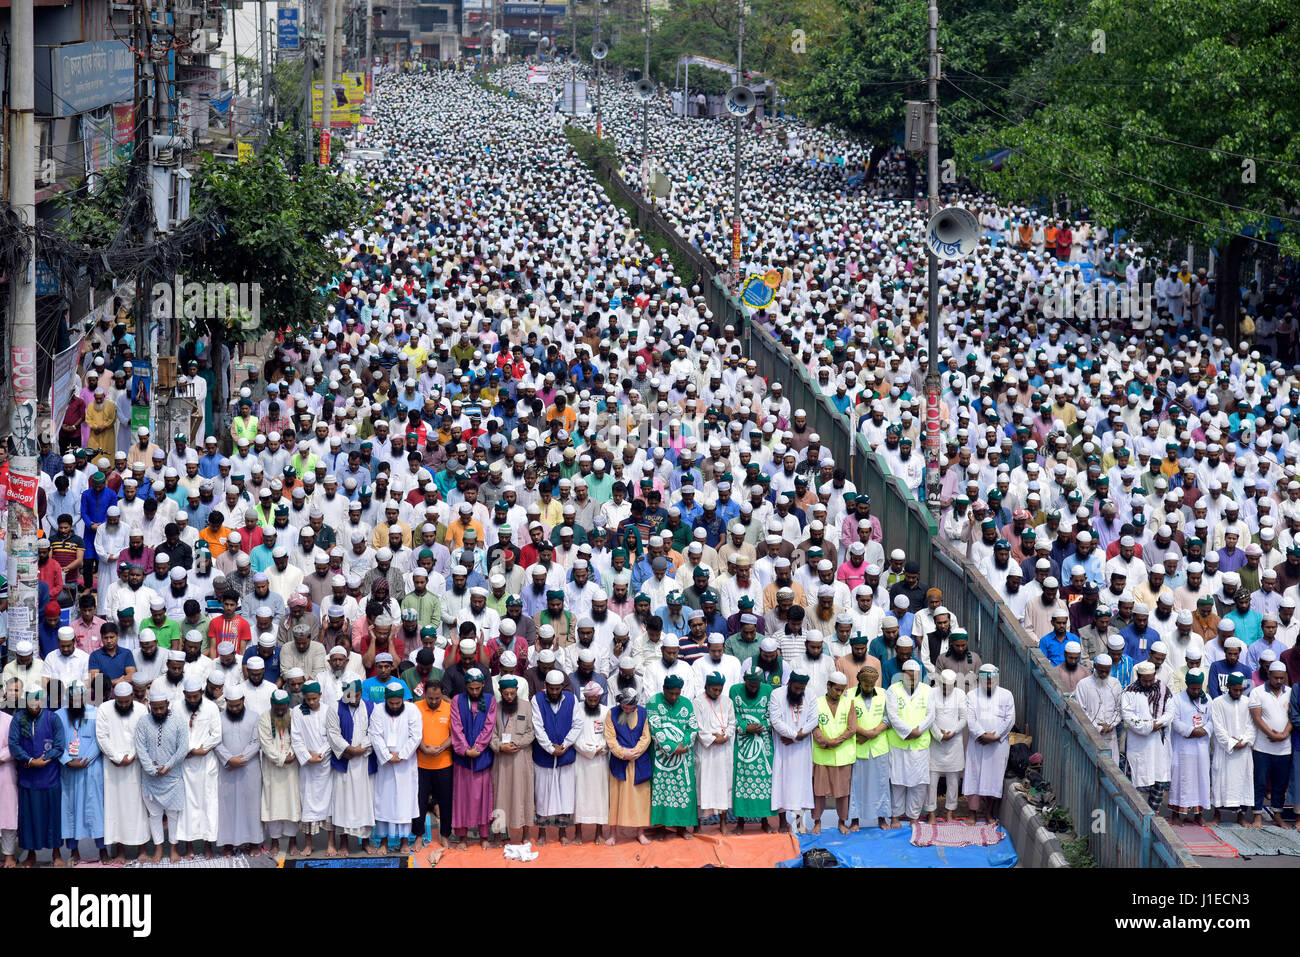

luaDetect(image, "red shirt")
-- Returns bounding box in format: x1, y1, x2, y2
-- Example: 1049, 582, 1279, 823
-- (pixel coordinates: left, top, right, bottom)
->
208, 614, 253, 653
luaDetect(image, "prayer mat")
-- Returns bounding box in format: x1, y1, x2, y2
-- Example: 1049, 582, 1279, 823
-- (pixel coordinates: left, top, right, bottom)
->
419, 831, 800, 868
910, 821, 1004, 848
1209, 823, 1300, 856
780, 825, 1017, 868
1168, 824, 1237, 859
281, 855, 412, 869
124, 856, 252, 869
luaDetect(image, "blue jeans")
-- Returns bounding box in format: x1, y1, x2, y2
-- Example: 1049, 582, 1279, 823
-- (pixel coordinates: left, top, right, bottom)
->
1253, 751, 1291, 812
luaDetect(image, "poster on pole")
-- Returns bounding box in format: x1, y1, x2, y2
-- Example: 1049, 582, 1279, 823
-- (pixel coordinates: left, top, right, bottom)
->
50, 335, 85, 433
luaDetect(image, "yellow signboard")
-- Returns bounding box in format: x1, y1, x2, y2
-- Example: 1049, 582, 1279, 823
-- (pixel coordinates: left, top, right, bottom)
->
312, 82, 355, 128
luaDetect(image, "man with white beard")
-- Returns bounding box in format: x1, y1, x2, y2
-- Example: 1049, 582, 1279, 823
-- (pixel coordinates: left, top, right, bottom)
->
963, 665, 1016, 825
95, 681, 151, 862
885, 660, 934, 828
927, 669, 967, 824
174, 675, 221, 859
326, 678, 374, 856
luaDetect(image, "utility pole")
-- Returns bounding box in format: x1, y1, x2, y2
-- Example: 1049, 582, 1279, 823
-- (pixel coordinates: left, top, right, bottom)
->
593, 0, 601, 137
730, 0, 742, 286
135, 0, 157, 435
302, 0, 315, 162
365, 0, 374, 85
7, 0, 40, 645
923, 0, 941, 516
639, 0, 647, 174
258, 0, 271, 142
319, 0, 337, 163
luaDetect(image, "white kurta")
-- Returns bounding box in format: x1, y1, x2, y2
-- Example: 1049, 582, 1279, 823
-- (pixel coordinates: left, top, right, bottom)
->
1169, 692, 1214, 809
1122, 687, 1174, 788
693, 692, 736, 811
531, 695, 584, 818
1075, 675, 1123, 757
369, 702, 422, 825
572, 708, 610, 825
326, 701, 375, 832
929, 687, 968, 773
291, 706, 334, 825
963, 687, 1015, 796
95, 701, 151, 845
1209, 693, 1257, 807
175, 699, 221, 842
769, 690, 818, 811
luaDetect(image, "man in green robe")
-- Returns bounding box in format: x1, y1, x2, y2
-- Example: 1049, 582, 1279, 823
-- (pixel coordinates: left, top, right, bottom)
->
647, 675, 699, 836
729, 668, 775, 831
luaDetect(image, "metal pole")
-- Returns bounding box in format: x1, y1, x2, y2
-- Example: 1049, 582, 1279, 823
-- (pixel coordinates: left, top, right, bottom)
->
639, 0, 648, 175
232, 0, 241, 98
7, 0, 40, 648
730, 0, 742, 286
320, 0, 337, 162
365, 0, 373, 81
259, 1, 271, 142
923, 0, 941, 515
303, 0, 314, 161
594, 0, 601, 137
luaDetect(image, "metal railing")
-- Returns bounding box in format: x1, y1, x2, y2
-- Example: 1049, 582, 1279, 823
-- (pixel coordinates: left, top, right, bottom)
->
586, 146, 1194, 869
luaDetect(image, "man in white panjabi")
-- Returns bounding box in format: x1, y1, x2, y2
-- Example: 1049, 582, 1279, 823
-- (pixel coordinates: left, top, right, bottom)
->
1075, 653, 1123, 759
1208, 672, 1255, 824
769, 672, 818, 834
963, 664, 1016, 825
572, 681, 611, 845
693, 671, 736, 833
885, 660, 934, 828
174, 676, 222, 858
326, 677, 375, 855
531, 670, 584, 846
95, 681, 151, 862
257, 689, 302, 857
369, 680, 422, 854
927, 669, 966, 824
291, 680, 333, 856
1168, 668, 1213, 825
1121, 661, 1174, 812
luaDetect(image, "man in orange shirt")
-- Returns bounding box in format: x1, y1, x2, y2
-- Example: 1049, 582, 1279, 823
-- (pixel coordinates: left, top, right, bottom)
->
199, 510, 231, 558
414, 678, 454, 849
546, 394, 577, 434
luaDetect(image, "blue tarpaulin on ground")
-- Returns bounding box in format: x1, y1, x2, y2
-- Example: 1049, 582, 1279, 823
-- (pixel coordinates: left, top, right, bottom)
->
777, 825, 1018, 868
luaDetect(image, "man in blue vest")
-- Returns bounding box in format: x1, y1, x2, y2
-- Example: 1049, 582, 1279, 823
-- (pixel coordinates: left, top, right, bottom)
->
530, 669, 582, 846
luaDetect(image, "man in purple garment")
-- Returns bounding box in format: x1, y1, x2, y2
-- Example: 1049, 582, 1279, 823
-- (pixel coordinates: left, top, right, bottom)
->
449, 669, 496, 848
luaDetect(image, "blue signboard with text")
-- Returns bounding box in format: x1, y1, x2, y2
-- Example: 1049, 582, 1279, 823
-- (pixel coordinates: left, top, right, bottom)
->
277, 9, 300, 50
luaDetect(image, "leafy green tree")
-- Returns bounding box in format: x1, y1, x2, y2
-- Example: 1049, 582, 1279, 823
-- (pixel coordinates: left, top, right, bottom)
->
952, 0, 1300, 332
787, 0, 1052, 177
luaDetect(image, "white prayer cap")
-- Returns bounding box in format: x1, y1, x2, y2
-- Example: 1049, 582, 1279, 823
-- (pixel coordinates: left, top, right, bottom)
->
1134, 661, 1156, 675
1176, 610, 1193, 625
183, 675, 204, 693
207, 673, 226, 687
113, 680, 133, 697
940, 669, 957, 687
1095, 654, 1113, 667
328, 645, 347, 658
1063, 641, 1082, 654
828, 671, 847, 686
225, 685, 245, 701
896, 635, 914, 648
545, 669, 566, 686
458, 638, 477, 654
882, 615, 898, 628
578, 648, 596, 663
1149, 641, 1168, 655
1224, 637, 1245, 650
759, 637, 779, 653
246, 656, 266, 669
1270, 661, 1288, 673
618, 655, 638, 670
901, 660, 921, 673
499, 651, 518, 668
168, 649, 186, 661
1106, 635, 1125, 650
661, 635, 680, 648
538, 649, 556, 664
57, 626, 74, 641
148, 684, 170, 702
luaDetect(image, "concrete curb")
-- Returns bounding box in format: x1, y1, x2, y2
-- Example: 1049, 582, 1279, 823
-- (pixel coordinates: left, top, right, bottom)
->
1002, 778, 1069, 868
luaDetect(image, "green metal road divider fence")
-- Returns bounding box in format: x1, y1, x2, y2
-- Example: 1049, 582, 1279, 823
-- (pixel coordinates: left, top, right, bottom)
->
583, 144, 1192, 868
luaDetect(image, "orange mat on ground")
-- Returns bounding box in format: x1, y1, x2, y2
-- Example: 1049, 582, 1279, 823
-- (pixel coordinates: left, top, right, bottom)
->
415, 831, 800, 869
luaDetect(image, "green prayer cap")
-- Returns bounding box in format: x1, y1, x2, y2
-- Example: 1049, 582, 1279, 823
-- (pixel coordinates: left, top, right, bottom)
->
499, 676, 518, 689
91, 470, 106, 483
662, 675, 685, 690
612, 547, 629, 558
303, 681, 321, 694
788, 671, 810, 684
546, 589, 565, 600
704, 672, 726, 688
1226, 673, 1245, 687
420, 626, 438, 638
849, 634, 869, 646
384, 681, 407, 699
744, 667, 764, 681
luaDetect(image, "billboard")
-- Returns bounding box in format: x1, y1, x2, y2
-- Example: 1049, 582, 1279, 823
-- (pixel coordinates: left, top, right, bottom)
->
37, 41, 135, 117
